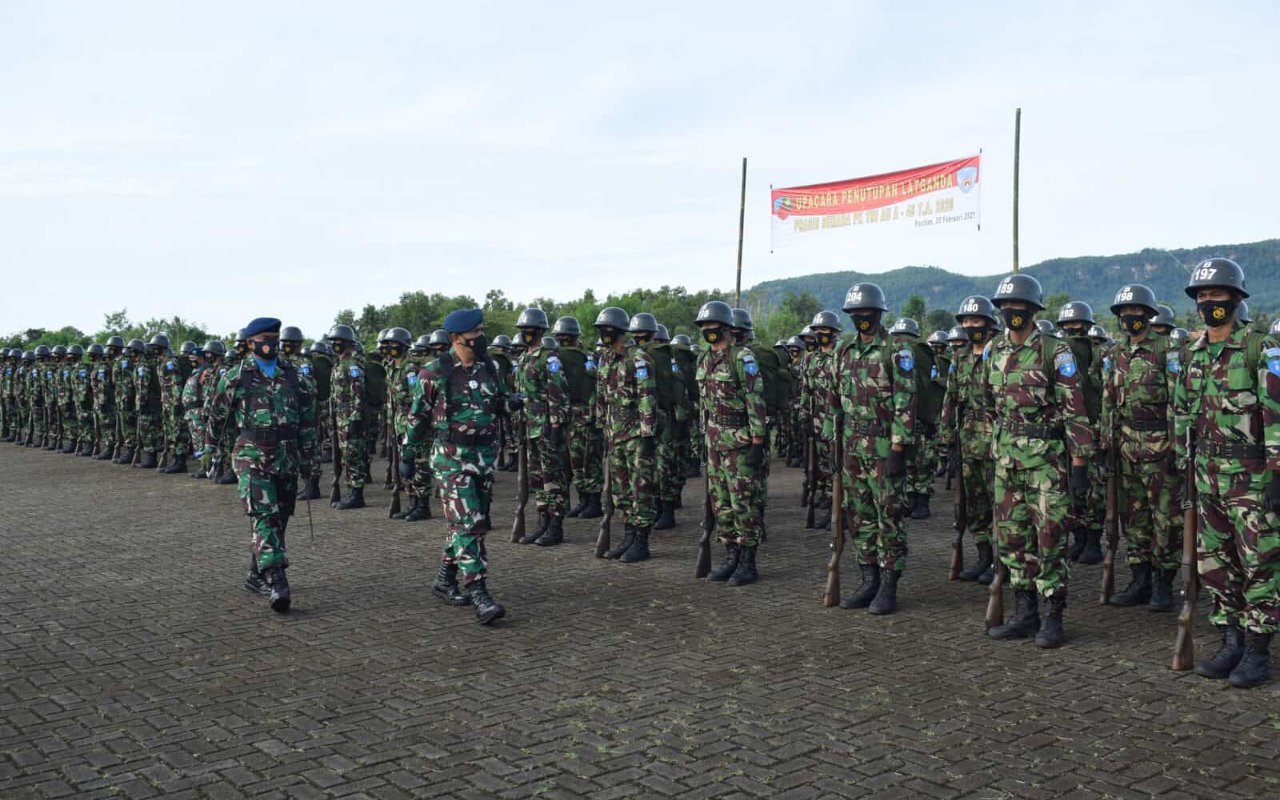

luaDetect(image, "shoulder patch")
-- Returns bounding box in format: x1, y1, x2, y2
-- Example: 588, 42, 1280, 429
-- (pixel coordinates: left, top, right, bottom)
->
1166, 351, 1181, 374
547, 355, 561, 373
1102, 355, 1111, 372
300, 363, 312, 376
79, 369, 87, 378
120, 359, 130, 369
982, 343, 992, 361
1054, 351, 1077, 378
897, 348, 914, 372
585, 356, 596, 371
671, 361, 680, 373
349, 365, 362, 379
407, 372, 418, 385
744, 356, 758, 376
948, 362, 956, 374
1266, 347, 1280, 377
137, 366, 146, 376
165, 360, 176, 372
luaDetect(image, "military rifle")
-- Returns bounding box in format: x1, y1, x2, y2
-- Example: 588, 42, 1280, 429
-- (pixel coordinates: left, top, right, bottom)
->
695, 411, 713, 578
328, 402, 342, 504
949, 442, 966, 581
595, 440, 613, 557
1172, 433, 1199, 671
511, 427, 529, 543
985, 542, 1006, 631
805, 402, 818, 528
388, 434, 402, 518
822, 416, 844, 606
1099, 443, 1121, 604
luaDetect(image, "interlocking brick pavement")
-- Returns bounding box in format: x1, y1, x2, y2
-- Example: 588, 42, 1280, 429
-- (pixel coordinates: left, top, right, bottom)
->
1, 446, 1277, 799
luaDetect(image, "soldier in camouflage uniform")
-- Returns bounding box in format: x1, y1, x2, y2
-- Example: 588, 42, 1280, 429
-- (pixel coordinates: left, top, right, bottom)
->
18, 350, 36, 445
631, 312, 681, 530
279, 328, 324, 499
50, 345, 74, 453
113, 340, 143, 463
405, 308, 510, 624
889, 317, 940, 520
157, 342, 193, 473
593, 307, 659, 562
401, 330, 448, 515
555, 317, 604, 519
92, 337, 122, 459
67, 345, 95, 456
327, 324, 368, 510
382, 327, 434, 521
830, 284, 917, 614
1101, 284, 1183, 611
512, 308, 570, 545
181, 341, 214, 478
984, 274, 1095, 648
940, 297, 999, 583
695, 302, 768, 586
1, 350, 16, 442
207, 318, 317, 614
1175, 258, 1279, 688
133, 335, 167, 469
43, 345, 62, 449
1056, 301, 1107, 565
802, 312, 841, 530
657, 323, 694, 518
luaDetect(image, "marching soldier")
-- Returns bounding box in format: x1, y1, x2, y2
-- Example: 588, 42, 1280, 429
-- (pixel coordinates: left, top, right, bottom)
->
1174, 258, 1278, 688
831, 284, 917, 614
327, 324, 368, 509
513, 308, 570, 545
404, 308, 512, 624
984, 274, 1094, 648
696, 301, 768, 586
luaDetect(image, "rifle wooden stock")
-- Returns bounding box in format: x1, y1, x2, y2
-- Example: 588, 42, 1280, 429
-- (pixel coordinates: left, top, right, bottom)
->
388, 435, 402, 518
1099, 446, 1120, 604
801, 421, 813, 508
1172, 445, 1199, 671
329, 404, 342, 504
696, 469, 713, 578
985, 547, 1006, 631
511, 433, 529, 543
823, 421, 844, 606
805, 420, 818, 528
595, 441, 613, 557
949, 443, 966, 581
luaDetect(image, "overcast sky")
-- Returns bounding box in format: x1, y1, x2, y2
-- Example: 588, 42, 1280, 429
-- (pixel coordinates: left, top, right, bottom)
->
3, 1, 1277, 339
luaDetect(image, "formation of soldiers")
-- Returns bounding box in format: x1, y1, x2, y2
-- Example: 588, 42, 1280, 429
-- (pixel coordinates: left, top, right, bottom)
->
2, 257, 1276, 687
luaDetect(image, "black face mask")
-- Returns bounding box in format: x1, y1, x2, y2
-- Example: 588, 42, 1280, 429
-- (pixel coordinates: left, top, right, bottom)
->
556, 336, 575, 348
331, 341, 347, 355
464, 334, 488, 359
849, 313, 879, 334
281, 343, 298, 356
519, 330, 538, 346
732, 329, 748, 345
634, 334, 652, 345
1119, 314, 1149, 336
701, 327, 723, 345
599, 327, 619, 346
965, 326, 989, 344
1197, 299, 1236, 328
803, 339, 817, 352
1061, 324, 1088, 338
1001, 308, 1031, 331
251, 339, 278, 360
815, 332, 834, 348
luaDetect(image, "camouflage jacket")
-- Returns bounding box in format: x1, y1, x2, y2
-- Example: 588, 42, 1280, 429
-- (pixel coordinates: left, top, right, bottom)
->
113, 356, 137, 411
941, 345, 996, 457
695, 344, 767, 453
1100, 334, 1176, 461
800, 348, 838, 435
1174, 324, 1280, 477
181, 365, 208, 416
981, 329, 1095, 468
158, 354, 185, 413
207, 359, 317, 477
91, 358, 115, 411
385, 357, 422, 436
406, 351, 507, 459
330, 354, 366, 428
70, 361, 93, 411
515, 345, 569, 439
828, 328, 916, 453
594, 344, 657, 443
134, 356, 162, 415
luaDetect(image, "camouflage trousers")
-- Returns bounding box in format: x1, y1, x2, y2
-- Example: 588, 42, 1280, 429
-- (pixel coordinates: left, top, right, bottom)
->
432, 445, 498, 585
529, 433, 568, 516
2, 397, 16, 436
60, 403, 80, 446
337, 417, 369, 489
136, 410, 162, 457
909, 433, 937, 497
116, 405, 137, 452
708, 444, 762, 547
959, 454, 995, 545
674, 416, 693, 483
402, 440, 435, 500
185, 410, 207, 463
1118, 455, 1182, 571
566, 406, 602, 494
609, 436, 656, 529
165, 403, 189, 458
993, 457, 1071, 598
665, 416, 690, 503
235, 464, 296, 571
813, 432, 834, 498
28, 401, 45, 443
95, 406, 116, 453
654, 414, 680, 505
1067, 459, 1106, 534
840, 447, 908, 572
76, 407, 94, 448
1195, 464, 1280, 634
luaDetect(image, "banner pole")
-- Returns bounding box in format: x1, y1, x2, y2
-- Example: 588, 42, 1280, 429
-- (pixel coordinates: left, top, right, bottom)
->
1012, 108, 1021, 273
735, 157, 747, 306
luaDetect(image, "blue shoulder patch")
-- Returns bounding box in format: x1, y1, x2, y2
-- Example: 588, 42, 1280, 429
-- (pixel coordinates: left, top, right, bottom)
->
97, 369, 105, 379
897, 348, 914, 372
79, 369, 87, 378
165, 360, 176, 372
930, 364, 938, 380
137, 366, 146, 377
744, 358, 758, 376
585, 356, 596, 371
671, 361, 680, 373
1266, 347, 1280, 377
120, 359, 130, 369
300, 363, 311, 376
407, 372, 418, 385
547, 355, 561, 373
1167, 352, 1180, 374
948, 362, 956, 374
349, 365, 362, 379
982, 343, 992, 361
1102, 356, 1111, 372
1055, 351, 1077, 379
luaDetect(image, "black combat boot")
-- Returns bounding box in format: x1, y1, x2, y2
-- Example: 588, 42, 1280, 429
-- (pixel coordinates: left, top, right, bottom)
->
958, 541, 993, 582
244, 555, 270, 596
989, 589, 1040, 640
1068, 527, 1087, 562
1108, 563, 1152, 606
535, 515, 564, 546
61, 439, 77, 454
1149, 569, 1176, 612
403, 498, 432, 521
910, 493, 931, 520
431, 562, 471, 606
1078, 529, 1103, 565
672, 493, 683, 510
468, 578, 505, 625
161, 456, 187, 474
265, 567, 291, 613
297, 476, 321, 500
579, 492, 603, 519
727, 545, 758, 586
520, 510, 550, 544
603, 525, 636, 559
138, 452, 158, 469
1195, 624, 1246, 679
566, 490, 588, 518
653, 502, 676, 530
114, 448, 133, 464
839, 564, 881, 609
619, 526, 651, 563
94, 447, 113, 460
1228, 632, 1273, 689
217, 468, 237, 485
190, 469, 207, 479
869, 567, 900, 615
1034, 593, 1067, 649
815, 495, 832, 530
336, 486, 365, 510
78, 442, 95, 456
707, 544, 741, 582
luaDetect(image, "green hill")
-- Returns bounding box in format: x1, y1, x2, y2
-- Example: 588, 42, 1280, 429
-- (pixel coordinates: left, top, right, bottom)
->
747, 239, 1280, 328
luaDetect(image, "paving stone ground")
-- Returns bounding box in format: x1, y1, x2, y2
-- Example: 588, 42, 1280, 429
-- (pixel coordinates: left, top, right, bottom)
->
1, 444, 1278, 799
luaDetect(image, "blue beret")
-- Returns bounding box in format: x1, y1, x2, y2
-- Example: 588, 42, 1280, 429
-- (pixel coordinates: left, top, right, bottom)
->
242, 317, 282, 337
443, 308, 484, 334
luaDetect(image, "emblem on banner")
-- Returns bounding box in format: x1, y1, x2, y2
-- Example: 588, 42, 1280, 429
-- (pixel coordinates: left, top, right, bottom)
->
957, 166, 978, 193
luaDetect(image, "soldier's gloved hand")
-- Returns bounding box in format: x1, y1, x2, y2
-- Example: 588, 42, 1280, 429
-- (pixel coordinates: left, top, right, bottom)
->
506, 393, 525, 413
1166, 450, 1178, 475
549, 425, 565, 446
1069, 464, 1090, 498
746, 442, 765, 468
399, 456, 416, 480
1265, 473, 1280, 513
919, 420, 937, 438
885, 448, 907, 479
639, 436, 656, 459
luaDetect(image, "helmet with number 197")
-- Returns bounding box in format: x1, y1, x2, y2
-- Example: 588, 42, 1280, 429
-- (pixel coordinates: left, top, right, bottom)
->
1184, 257, 1248, 299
